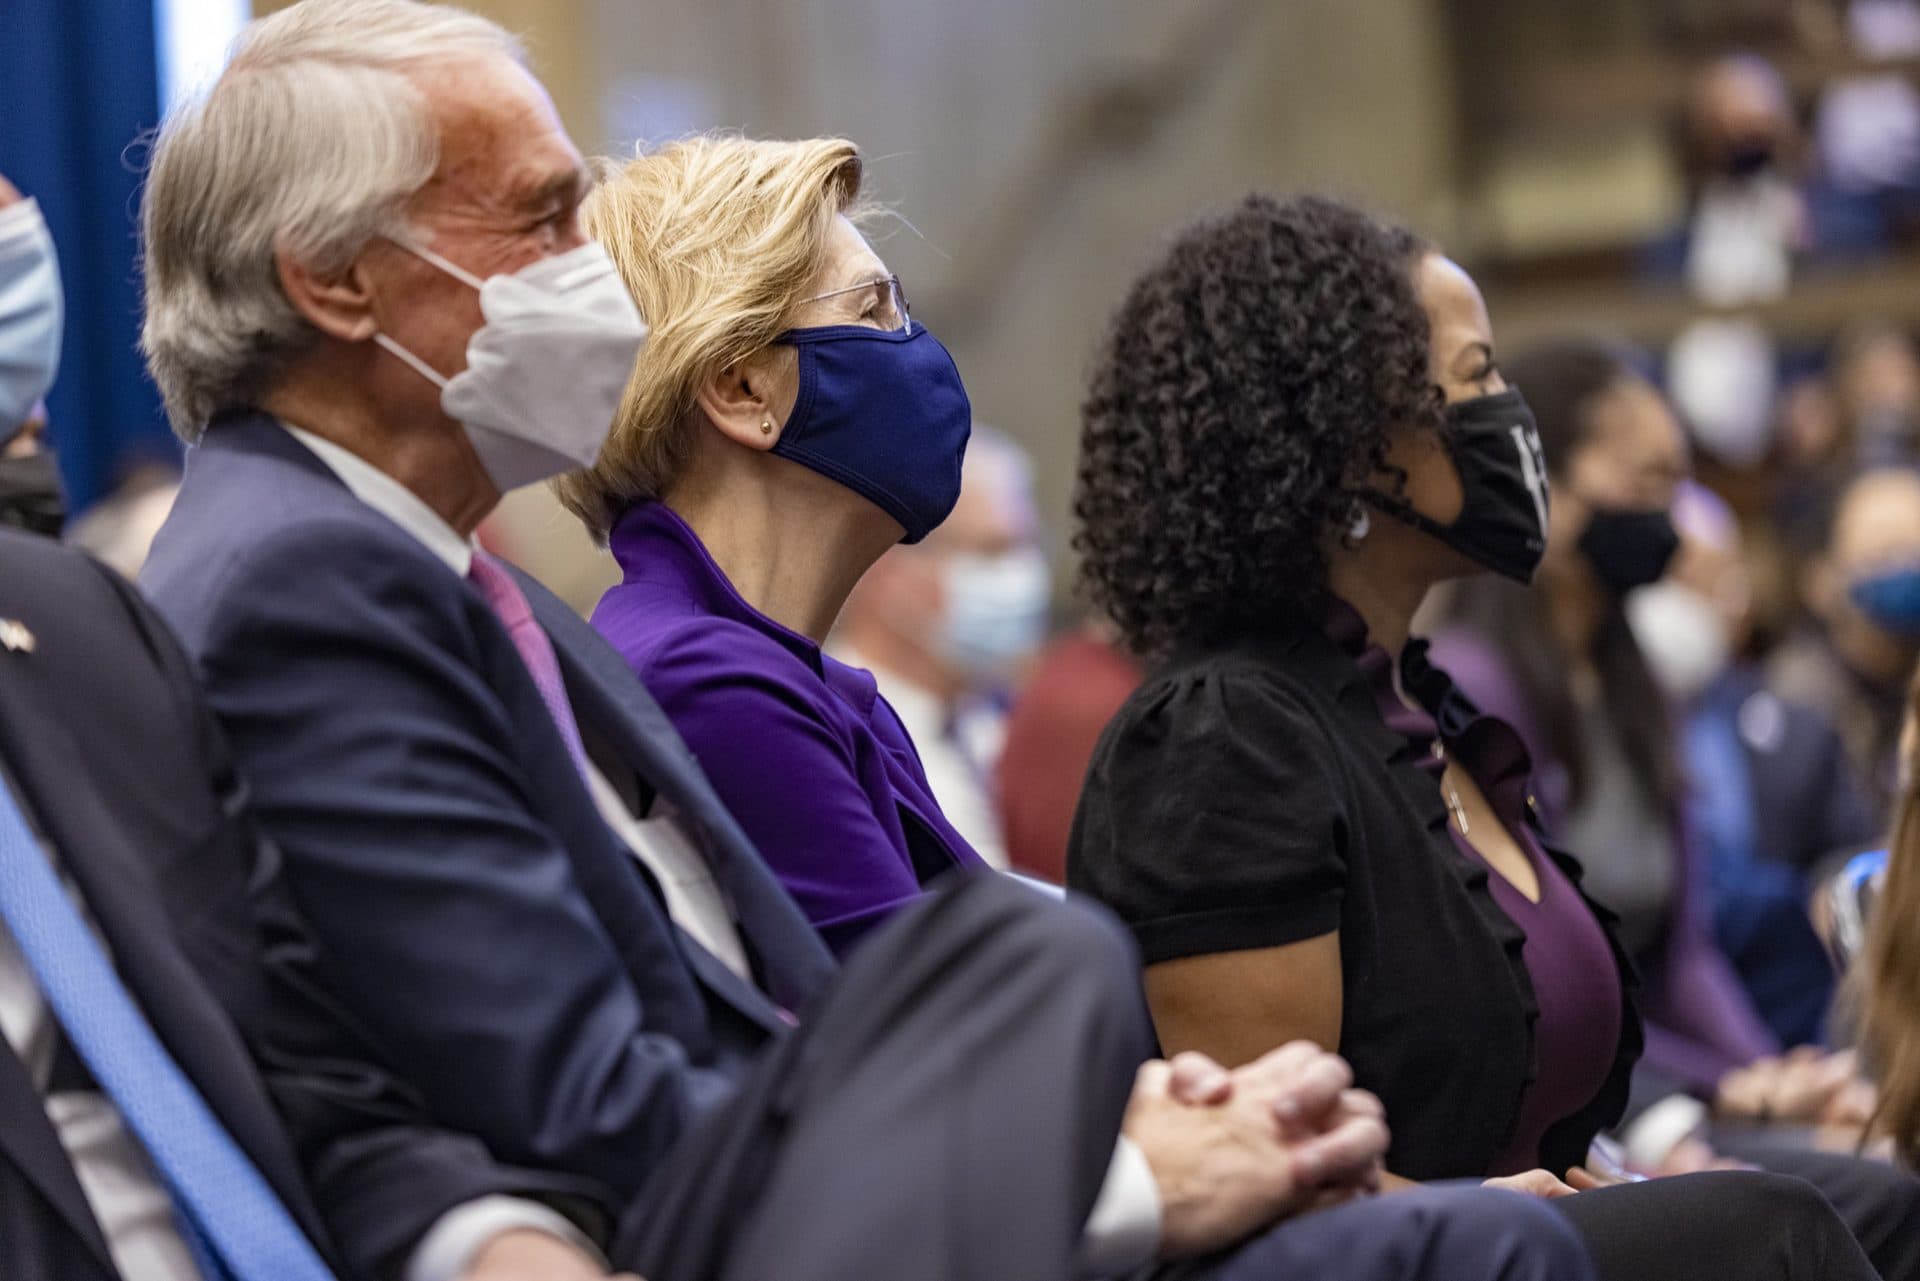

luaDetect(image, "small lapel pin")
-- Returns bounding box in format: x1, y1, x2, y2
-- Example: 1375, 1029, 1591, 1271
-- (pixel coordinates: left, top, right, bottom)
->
0, 619, 35, 654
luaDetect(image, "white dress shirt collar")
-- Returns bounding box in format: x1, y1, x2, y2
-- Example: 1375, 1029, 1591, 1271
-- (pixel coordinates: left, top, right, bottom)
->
281, 424, 475, 576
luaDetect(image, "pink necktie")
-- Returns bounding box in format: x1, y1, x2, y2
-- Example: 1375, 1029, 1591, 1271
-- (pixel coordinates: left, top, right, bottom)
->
468, 550, 593, 781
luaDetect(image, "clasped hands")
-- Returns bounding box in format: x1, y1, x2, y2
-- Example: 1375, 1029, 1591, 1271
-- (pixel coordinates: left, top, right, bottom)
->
1716, 1047, 1875, 1132
463, 1040, 1387, 1277
1124, 1040, 1389, 1259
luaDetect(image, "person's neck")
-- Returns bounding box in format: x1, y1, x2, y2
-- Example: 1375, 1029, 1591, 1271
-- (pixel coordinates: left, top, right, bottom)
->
665, 461, 899, 646
1324, 536, 1434, 662
841, 612, 963, 707
261, 363, 497, 537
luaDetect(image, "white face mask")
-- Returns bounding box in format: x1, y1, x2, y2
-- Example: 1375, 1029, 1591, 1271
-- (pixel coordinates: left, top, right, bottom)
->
1626, 579, 1732, 704
374, 239, 647, 493
937, 546, 1051, 679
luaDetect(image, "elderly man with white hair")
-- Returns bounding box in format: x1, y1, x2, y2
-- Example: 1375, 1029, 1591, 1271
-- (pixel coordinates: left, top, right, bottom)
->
137, 5, 1600, 1281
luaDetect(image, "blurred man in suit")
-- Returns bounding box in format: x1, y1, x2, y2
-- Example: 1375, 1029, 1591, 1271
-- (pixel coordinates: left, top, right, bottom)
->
140, 3, 1596, 1278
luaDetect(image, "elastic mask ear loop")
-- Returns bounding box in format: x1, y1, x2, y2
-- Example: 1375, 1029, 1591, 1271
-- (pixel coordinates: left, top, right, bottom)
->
370, 236, 486, 388
372, 333, 451, 389
391, 237, 488, 292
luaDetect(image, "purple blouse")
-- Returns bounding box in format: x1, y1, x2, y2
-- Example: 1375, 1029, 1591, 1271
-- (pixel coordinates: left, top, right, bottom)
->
593, 501, 987, 957
1346, 611, 1623, 1176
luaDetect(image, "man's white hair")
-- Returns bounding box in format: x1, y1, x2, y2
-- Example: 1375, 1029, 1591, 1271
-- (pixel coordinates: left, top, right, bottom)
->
140, 0, 524, 438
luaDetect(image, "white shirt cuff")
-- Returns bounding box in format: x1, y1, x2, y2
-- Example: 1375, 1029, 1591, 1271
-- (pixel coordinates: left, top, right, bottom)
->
404, 1195, 604, 1281
1077, 1136, 1162, 1277
1619, 1094, 1710, 1172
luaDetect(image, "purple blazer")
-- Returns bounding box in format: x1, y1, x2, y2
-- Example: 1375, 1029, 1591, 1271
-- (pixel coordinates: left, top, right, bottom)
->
1428, 628, 1778, 1092
592, 501, 987, 957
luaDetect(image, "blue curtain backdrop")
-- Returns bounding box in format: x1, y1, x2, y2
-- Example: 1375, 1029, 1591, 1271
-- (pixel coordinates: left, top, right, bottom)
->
0, 0, 173, 510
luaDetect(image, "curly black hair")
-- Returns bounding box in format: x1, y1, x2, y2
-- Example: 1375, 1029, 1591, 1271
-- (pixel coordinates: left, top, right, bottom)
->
1074, 193, 1441, 658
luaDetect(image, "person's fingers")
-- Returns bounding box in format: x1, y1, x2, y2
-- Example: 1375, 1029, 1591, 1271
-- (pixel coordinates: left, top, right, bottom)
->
1236, 1040, 1326, 1090
1167, 1051, 1234, 1105
1132, 1059, 1172, 1099
1271, 1052, 1353, 1128
1565, 1167, 1608, 1192
1483, 1169, 1579, 1199
1335, 1088, 1385, 1121
1292, 1113, 1390, 1188
0, 175, 19, 207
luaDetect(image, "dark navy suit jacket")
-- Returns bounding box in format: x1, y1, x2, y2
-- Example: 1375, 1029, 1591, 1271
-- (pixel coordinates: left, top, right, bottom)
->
0, 527, 577, 1281
142, 414, 837, 1234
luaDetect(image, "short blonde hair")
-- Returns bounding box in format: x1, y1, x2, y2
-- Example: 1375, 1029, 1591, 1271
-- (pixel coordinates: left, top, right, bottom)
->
141, 0, 524, 438
556, 134, 864, 540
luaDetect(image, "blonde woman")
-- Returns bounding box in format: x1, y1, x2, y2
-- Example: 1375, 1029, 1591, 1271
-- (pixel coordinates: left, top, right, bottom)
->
560, 137, 986, 958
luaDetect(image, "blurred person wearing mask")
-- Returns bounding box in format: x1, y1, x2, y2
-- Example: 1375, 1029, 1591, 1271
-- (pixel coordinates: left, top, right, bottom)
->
1630, 482, 1879, 1047
1650, 53, 1887, 306
1771, 466, 1920, 811
1432, 341, 1920, 1279
0, 173, 68, 538
1835, 320, 1920, 468
1067, 192, 1894, 1281
830, 426, 1051, 870
1436, 342, 1796, 1082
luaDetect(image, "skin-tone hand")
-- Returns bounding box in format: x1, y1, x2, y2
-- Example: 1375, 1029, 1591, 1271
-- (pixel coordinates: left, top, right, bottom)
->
1717, 1048, 1863, 1124
1648, 1137, 1756, 1178
461, 1230, 638, 1281
1126, 1043, 1390, 1259
0, 174, 19, 208
1821, 1072, 1878, 1130
1481, 1169, 1579, 1198
1166, 1049, 1235, 1106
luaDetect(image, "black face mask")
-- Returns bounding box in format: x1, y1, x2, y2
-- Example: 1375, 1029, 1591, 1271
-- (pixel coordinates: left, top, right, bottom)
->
1368, 388, 1551, 584
1578, 506, 1679, 597
0, 450, 67, 537
1722, 139, 1777, 179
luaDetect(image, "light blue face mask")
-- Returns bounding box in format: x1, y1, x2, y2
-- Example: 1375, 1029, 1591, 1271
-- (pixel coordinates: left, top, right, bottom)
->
937, 547, 1051, 678
0, 199, 63, 439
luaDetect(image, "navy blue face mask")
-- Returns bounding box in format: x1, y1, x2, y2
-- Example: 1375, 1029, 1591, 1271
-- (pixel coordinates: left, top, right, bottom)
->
770, 323, 972, 543
1851, 566, 1920, 637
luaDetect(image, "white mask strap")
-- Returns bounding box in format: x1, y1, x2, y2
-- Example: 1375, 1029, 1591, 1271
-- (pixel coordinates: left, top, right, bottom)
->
372, 332, 451, 390
385, 235, 488, 293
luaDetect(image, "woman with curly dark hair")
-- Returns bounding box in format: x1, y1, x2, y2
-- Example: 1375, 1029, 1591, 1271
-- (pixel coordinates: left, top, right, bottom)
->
1067, 193, 1884, 1281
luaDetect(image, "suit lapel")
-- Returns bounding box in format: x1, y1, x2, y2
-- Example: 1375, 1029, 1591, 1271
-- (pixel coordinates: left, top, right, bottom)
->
0, 669, 325, 1249
0, 1004, 115, 1273
514, 569, 837, 1017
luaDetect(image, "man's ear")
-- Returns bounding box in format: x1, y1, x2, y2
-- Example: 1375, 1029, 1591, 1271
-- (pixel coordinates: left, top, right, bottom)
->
274, 234, 382, 343
693, 346, 795, 454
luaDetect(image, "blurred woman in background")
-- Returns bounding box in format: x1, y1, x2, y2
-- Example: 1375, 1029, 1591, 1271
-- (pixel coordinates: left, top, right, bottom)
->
1434, 337, 1920, 1271
559, 136, 987, 958
1434, 342, 1793, 1086
1067, 190, 1889, 1281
